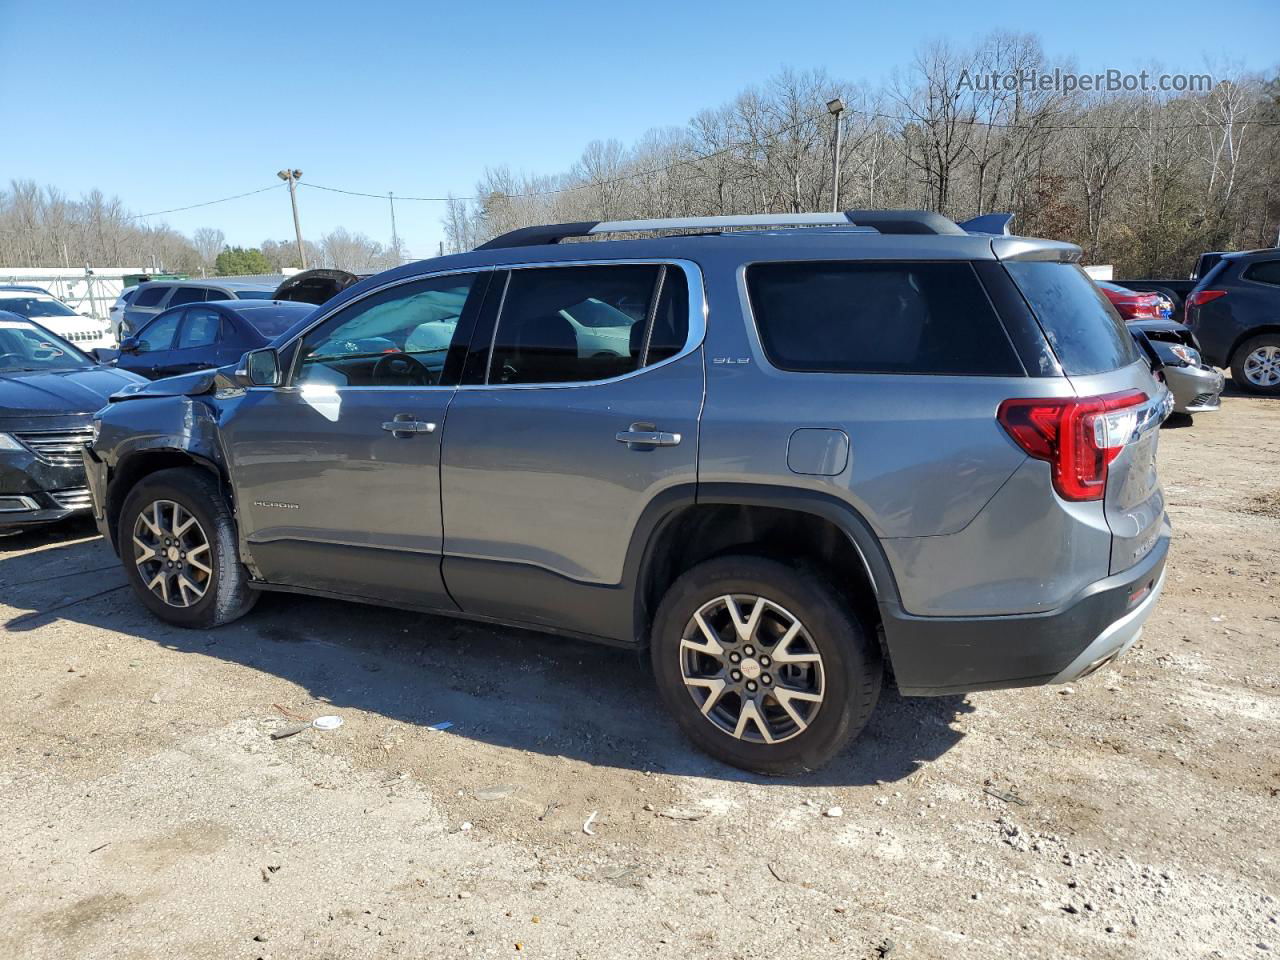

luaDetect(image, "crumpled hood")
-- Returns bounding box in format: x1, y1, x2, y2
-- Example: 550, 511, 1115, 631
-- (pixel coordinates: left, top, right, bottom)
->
0, 365, 145, 418
110, 367, 220, 402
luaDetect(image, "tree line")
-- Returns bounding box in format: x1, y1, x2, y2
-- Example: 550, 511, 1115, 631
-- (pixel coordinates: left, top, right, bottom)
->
443, 33, 1280, 278
0, 187, 402, 276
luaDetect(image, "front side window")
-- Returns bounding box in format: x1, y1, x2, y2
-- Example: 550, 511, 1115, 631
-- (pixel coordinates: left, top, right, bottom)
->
177, 307, 222, 348
488, 264, 688, 385
135, 310, 181, 352
746, 261, 1022, 376
296, 274, 478, 387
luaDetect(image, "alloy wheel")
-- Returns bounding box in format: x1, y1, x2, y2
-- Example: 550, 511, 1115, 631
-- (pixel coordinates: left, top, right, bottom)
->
1243, 345, 1280, 387
132, 499, 212, 608
679, 594, 826, 745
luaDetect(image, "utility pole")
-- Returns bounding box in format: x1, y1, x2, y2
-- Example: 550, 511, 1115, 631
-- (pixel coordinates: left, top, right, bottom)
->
827, 98, 846, 213
277, 169, 306, 269
388, 191, 400, 262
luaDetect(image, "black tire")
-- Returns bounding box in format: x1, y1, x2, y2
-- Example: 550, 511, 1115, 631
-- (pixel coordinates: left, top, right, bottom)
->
1230, 333, 1280, 397
650, 555, 882, 775
118, 467, 257, 629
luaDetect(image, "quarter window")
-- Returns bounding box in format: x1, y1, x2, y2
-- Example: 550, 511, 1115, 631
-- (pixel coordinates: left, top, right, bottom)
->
296, 274, 478, 387
746, 261, 1022, 376
1244, 260, 1280, 286
167, 286, 209, 306
131, 285, 168, 307
488, 264, 688, 385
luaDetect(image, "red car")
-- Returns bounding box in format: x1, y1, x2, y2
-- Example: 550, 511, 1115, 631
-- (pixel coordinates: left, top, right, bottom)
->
1097, 281, 1168, 320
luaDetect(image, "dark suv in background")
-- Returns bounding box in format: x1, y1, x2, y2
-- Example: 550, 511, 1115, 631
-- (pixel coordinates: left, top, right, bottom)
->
1184, 249, 1280, 395
84, 211, 1172, 774
119, 279, 279, 340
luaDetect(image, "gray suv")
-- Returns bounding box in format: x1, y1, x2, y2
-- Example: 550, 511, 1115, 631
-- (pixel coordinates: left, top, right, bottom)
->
84, 211, 1173, 774
119, 279, 278, 339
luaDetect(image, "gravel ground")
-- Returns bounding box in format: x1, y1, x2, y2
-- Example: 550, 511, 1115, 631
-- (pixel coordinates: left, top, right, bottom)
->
1, 392, 1277, 960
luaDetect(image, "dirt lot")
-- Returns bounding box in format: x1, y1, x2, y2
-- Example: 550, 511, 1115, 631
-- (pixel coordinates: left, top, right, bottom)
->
1, 394, 1277, 960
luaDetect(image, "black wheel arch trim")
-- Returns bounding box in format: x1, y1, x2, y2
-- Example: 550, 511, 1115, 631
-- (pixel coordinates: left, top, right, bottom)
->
625, 482, 902, 645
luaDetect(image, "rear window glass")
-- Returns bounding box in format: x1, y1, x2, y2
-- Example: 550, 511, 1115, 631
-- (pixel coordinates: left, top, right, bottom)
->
233, 290, 275, 300
745, 261, 1021, 376
1005, 262, 1138, 376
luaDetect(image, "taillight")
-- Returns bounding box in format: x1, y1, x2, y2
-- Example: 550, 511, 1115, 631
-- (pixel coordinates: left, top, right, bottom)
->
1186, 289, 1227, 308
998, 390, 1148, 501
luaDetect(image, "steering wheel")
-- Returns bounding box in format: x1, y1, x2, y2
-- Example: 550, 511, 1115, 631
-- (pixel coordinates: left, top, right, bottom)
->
371, 351, 433, 386
0, 352, 25, 366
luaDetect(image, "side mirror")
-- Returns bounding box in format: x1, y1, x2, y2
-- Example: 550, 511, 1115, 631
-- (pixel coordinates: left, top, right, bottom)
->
119, 336, 140, 353
238, 348, 281, 387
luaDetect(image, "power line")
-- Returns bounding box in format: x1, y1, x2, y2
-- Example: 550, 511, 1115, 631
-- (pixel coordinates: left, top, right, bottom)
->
298, 106, 1280, 206
124, 183, 284, 222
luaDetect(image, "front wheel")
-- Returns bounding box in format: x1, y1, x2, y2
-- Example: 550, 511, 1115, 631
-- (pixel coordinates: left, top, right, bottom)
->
118, 467, 257, 629
1230, 333, 1280, 396
650, 555, 882, 775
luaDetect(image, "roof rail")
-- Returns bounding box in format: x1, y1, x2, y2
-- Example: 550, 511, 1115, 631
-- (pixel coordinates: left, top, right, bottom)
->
474, 209, 965, 250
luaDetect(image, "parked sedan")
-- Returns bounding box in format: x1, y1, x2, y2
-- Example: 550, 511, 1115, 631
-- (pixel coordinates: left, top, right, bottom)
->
1098, 281, 1167, 320
0, 311, 144, 533
111, 300, 316, 380
1128, 318, 1224, 415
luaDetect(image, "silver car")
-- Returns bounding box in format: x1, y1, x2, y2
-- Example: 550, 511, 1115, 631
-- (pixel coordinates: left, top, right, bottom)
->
84, 211, 1173, 774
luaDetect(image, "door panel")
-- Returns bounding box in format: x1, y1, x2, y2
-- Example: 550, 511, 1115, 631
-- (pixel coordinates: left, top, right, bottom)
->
439, 261, 702, 641
221, 386, 456, 607
441, 349, 702, 637
218, 271, 489, 609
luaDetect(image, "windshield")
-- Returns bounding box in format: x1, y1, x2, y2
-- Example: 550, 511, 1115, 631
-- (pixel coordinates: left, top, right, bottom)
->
0, 317, 93, 372
0, 294, 79, 319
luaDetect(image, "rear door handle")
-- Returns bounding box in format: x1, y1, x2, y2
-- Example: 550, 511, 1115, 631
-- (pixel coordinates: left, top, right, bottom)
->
382, 415, 437, 437
615, 423, 681, 448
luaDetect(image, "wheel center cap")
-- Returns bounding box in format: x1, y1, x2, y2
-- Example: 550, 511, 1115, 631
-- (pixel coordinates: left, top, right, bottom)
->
166, 546, 180, 562
740, 658, 762, 681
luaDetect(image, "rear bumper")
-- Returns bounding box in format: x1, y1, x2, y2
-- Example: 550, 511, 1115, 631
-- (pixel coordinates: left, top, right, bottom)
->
1164, 364, 1223, 413
881, 523, 1170, 696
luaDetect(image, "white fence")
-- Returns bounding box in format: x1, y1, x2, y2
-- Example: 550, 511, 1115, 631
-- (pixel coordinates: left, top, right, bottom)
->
0, 267, 144, 320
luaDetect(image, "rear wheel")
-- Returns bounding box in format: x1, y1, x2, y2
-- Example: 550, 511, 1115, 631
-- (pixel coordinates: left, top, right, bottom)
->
650, 555, 882, 775
119, 468, 256, 628
1231, 333, 1280, 396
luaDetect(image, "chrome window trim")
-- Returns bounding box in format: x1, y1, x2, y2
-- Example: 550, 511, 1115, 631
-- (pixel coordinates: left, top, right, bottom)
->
273, 258, 707, 393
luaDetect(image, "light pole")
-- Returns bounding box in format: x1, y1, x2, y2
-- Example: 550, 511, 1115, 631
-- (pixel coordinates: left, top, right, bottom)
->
826, 97, 845, 213
277, 169, 306, 269
388, 191, 400, 262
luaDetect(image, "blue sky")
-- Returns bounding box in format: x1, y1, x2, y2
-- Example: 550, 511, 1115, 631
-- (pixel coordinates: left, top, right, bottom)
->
3, 0, 1278, 259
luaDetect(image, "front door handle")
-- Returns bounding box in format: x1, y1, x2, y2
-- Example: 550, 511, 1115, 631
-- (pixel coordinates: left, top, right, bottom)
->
382, 415, 437, 438
615, 422, 681, 448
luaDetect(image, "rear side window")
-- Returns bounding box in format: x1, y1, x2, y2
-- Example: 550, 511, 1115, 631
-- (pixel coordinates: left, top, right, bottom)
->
489, 264, 673, 385
167, 286, 209, 306
1243, 260, 1280, 286
1005, 262, 1138, 376
132, 286, 168, 307
746, 261, 1021, 376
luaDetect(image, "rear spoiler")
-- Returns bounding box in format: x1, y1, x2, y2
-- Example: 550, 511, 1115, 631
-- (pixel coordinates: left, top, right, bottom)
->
959, 213, 1015, 236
